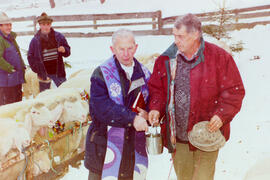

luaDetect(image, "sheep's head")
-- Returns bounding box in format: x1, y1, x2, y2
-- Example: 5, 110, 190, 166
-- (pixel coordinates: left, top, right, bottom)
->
33, 151, 51, 176
29, 102, 63, 128
62, 100, 89, 123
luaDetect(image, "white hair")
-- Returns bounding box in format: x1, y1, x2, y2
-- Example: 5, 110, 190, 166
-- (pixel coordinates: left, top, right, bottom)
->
112, 28, 135, 45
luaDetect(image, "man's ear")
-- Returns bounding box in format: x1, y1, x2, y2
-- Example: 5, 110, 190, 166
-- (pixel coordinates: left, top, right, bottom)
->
110, 46, 115, 54
194, 31, 201, 40
135, 44, 138, 52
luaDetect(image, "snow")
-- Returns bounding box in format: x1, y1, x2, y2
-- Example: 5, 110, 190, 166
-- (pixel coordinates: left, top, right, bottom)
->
3, 0, 270, 179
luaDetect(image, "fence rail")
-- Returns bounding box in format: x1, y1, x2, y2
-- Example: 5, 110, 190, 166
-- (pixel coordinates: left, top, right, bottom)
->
11, 4, 270, 37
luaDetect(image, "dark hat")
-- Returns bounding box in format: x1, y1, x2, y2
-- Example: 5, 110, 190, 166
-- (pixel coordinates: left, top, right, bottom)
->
37, 12, 53, 24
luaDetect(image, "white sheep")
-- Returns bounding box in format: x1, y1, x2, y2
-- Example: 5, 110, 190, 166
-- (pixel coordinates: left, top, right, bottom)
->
12, 101, 63, 139
59, 75, 91, 95
36, 88, 82, 106
68, 67, 95, 80
61, 96, 89, 123
32, 150, 51, 176
136, 53, 160, 73
22, 102, 63, 139
22, 68, 41, 99
0, 99, 34, 119
0, 118, 30, 162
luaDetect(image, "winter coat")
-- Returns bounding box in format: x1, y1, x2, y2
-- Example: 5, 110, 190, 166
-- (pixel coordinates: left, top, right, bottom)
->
0, 31, 25, 87
27, 29, 70, 80
148, 41, 245, 153
85, 57, 149, 176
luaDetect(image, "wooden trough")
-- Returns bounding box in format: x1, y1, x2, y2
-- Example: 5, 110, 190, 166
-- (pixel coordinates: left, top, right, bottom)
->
0, 118, 91, 180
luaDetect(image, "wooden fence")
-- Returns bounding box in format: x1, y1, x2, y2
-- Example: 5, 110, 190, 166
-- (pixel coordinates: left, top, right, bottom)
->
11, 4, 270, 37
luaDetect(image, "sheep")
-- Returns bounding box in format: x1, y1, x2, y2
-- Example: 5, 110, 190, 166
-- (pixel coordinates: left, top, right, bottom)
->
13, 101, 63, 140
243, 158, 270, 180
59, 75, 91, 95
61, 96, 89, 124
0, 118, 30, 163
0, 99, 35, 119
23, 102, 63, 139
22, 68, 41, 99
68, 67, 95, 80
136, 53, 160, 73
35, 88, 82, 107
31, 150, 51, 177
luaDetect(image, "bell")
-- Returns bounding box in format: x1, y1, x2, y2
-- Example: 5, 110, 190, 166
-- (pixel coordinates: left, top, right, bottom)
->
145, 126, 163, 155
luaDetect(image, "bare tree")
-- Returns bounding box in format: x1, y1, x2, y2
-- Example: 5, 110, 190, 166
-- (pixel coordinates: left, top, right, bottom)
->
203, 0, 243, 53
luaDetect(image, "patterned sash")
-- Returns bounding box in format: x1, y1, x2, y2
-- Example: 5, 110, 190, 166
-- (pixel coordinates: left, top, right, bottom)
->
100, 56, 150, 179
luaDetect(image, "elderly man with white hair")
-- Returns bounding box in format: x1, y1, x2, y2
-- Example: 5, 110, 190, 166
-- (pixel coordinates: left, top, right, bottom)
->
148, 14, 245, 180
85, 29, 151, 180
0, 12, 26, 105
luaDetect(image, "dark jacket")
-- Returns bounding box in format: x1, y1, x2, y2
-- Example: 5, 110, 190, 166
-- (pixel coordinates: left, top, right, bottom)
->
0, 31, 25, 87
85, 57, 148, 177
27, 29, 70, 80
148, 41, 245, 153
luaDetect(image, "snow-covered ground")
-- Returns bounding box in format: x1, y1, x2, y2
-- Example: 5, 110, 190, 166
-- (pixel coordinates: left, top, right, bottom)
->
2, 0, 270, 179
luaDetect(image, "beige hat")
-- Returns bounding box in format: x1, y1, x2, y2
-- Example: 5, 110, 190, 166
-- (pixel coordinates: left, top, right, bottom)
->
37, 12, 53, 24
0, 12, 12, 24
188, 121, 226, 152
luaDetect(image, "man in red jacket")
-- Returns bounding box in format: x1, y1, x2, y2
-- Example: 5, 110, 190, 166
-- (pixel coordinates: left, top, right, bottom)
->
148, 14, 245, 180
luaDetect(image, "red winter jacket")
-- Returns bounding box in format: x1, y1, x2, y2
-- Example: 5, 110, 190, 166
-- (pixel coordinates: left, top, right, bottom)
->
148, 41, 245, 153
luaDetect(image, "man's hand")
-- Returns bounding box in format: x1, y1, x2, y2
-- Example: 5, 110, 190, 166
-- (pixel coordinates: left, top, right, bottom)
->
38, 76, 51, 83
148, 110, 160, 126
208, 115, 223, 132
137, 107, 148, 120
133, 115, 148, 132
58, 46, 65, 53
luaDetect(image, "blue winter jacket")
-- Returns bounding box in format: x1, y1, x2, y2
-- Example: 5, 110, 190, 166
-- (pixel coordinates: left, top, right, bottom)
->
85, 57, 149, 177
27, 29, 70, 80
0, 31, 25, 87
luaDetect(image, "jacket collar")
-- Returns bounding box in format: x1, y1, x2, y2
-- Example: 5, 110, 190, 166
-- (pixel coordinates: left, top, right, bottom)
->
163, 38, 205, 69
114, 56, 145, 81
0, 31, 16, 42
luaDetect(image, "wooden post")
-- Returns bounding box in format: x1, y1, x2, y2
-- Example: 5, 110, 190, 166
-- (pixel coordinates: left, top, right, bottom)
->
93, 20, 97, 30
235, 12, 239, 23
33, 17, 37, 33
157, 10, 163, 34
152, 17, 156, 29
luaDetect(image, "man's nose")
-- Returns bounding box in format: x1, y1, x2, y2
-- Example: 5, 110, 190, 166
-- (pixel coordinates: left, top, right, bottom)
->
123, 49, 129, 56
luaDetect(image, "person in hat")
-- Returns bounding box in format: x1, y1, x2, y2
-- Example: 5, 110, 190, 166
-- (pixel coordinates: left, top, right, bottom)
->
0, 12, 26, 105
27, 12, 70, 92
147, 13, 245, 180
84, 28, 150, 180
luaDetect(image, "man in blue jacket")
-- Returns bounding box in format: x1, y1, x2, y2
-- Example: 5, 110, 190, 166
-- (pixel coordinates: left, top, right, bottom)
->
27, 12, 70, 92
0, 12, 25, 105
85, 29, 150, 180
